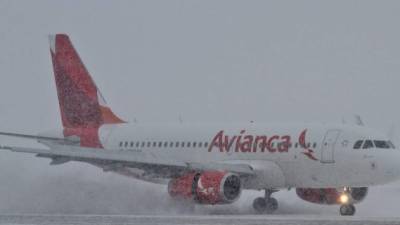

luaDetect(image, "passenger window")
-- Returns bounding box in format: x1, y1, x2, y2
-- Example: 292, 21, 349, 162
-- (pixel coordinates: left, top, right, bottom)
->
313, 143, 317, 148
147, 142, 151, 147
175, 142, 179, 147
124, 142, 128, 147
199, 142, 203, 147
141, 142, 145, 147
158, 142, 162, 147
204, 142, 208, 148
193, 142, 197, 147
130, 142, 134, 147
295, 143, 298, 148
363, 140, 374, 149
170, 142, 174, 148
153, 142, 157, 147
181, 142, 185, 147
187, 142, 191, 147
164, 142, 168, 147
136, 142, 140, 148
307, 143, 311, 148
119, 142, 123, 147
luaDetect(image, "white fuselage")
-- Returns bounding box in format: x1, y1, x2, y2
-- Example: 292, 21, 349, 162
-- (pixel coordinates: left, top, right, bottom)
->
80, 122, 400, 189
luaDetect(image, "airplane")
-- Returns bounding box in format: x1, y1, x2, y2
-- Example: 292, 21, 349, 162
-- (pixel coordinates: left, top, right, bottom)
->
0, 34, 399, 216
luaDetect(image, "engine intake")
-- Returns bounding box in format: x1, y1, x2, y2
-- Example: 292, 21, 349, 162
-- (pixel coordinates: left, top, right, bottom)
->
168, 171, 241, 205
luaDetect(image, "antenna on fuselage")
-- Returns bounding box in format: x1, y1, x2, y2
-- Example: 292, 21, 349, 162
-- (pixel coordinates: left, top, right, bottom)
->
354, 114, 364, 126
341, 117, 347, 124
388, 124, 397, 141
178, 115, 183, 124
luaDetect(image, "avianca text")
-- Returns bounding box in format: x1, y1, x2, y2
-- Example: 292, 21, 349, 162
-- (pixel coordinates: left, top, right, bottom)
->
208, 130, 291, 153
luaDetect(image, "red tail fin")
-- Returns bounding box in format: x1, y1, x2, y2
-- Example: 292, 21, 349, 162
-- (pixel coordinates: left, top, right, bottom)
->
49, 34, 124, 129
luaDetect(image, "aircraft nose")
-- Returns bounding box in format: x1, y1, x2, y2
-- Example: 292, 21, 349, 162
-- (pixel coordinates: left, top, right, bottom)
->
383, 150, 400, 181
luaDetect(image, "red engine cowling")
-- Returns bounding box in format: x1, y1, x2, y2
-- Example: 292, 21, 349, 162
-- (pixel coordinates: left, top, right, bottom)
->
168, 171, 241, 205
296, 187, 368, 205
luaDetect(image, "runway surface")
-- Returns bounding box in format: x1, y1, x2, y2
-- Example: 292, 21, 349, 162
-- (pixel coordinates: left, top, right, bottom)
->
0, 215, 399, 225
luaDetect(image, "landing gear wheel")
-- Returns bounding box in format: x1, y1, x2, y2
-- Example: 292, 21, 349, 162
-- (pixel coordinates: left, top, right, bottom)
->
340, 204, 356, 216
266, 198, 278, 213
252, 197, 278, 214
253, 197, 267, 214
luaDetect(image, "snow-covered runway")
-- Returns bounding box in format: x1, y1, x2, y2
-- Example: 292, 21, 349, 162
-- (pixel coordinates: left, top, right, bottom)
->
0, 215, 399, 225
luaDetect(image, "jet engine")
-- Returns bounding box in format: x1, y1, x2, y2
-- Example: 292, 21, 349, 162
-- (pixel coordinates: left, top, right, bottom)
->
168, 171, 242, 205
296, 187, 368, 205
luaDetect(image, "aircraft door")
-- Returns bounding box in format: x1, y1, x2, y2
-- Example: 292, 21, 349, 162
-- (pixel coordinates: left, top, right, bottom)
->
320, 129, 341, 163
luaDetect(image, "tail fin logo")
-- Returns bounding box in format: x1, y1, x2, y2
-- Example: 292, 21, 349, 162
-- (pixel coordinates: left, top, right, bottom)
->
49, 34, 124, 148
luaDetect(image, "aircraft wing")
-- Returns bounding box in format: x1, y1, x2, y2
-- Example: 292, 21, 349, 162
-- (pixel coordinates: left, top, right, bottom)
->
0, 144, 255, 175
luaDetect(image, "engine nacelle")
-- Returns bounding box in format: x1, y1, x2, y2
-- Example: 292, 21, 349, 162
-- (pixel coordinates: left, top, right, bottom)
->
168, 171, 241, 205
296, 187, 368, 205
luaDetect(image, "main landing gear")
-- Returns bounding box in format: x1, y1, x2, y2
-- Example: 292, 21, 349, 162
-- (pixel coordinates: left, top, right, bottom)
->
252, 189, 278, 214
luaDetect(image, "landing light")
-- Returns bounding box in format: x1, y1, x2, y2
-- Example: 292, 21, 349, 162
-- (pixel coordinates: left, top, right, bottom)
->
340, 194, 349, 204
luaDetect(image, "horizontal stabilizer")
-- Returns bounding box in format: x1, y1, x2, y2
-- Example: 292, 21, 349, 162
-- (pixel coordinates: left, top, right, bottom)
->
0, 131, 80, 145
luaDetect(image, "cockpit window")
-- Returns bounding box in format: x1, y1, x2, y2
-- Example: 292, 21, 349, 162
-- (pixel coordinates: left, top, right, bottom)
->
374, 140, 391, 149
362, 140, 374, 149
353, 140, 363, 149
354, 139, 396, 150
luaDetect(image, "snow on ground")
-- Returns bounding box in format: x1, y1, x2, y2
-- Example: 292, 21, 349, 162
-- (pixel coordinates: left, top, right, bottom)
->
0, 214, 399, 225
0, 159, 399, 217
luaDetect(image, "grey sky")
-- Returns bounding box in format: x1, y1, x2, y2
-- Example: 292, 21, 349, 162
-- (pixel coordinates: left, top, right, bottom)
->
0, 0, 400, 215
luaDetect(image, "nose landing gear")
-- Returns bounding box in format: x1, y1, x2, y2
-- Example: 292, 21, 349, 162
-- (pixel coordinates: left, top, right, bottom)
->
252, 189, 278, 214
340, 204, 356, 216
339, 188, 356, 216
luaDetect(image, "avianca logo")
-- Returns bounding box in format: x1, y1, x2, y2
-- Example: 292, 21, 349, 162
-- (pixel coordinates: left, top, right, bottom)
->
299, 129, 318, 161
207, 130, 291, 153
207, 129, 318, 161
